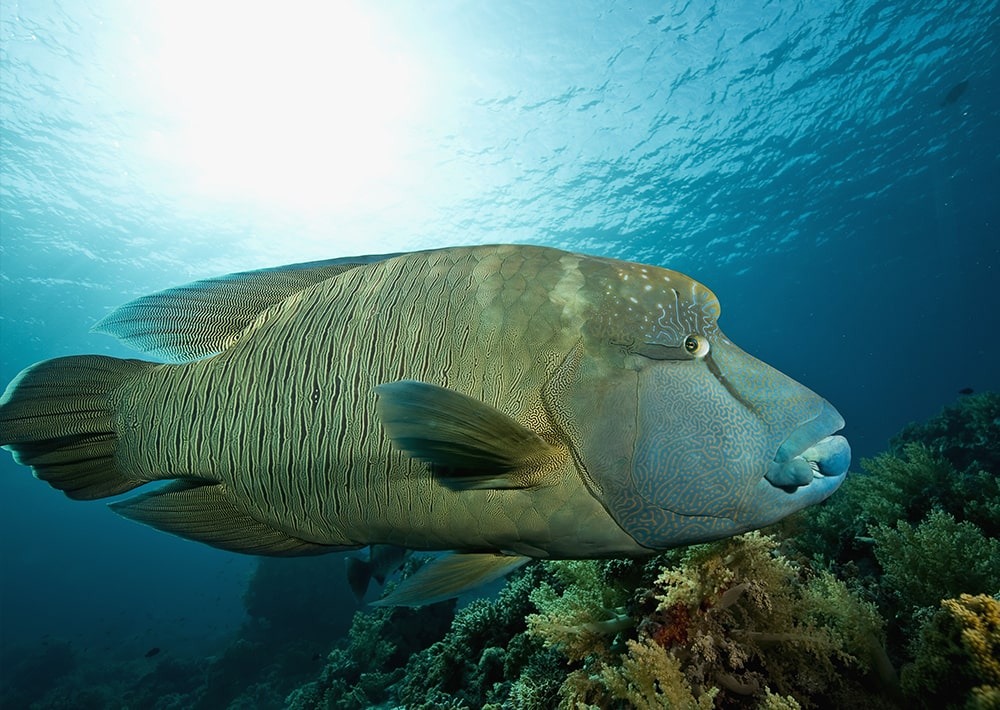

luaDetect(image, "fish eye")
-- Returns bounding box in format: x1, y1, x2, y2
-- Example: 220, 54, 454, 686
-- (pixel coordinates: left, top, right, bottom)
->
629, 335, 710, 361
684, 334, 710, 358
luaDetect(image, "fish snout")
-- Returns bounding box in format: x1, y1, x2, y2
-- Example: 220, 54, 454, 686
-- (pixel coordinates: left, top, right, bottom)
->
765, 403, 850, 491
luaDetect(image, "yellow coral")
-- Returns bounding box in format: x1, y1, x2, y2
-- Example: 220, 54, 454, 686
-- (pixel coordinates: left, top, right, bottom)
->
943, 593, 1000, 703
759, 688, 802, 710
532, 534, 887, 708
970, 685, 1000, 710
598, 638, 717, 710
526, 560, 632, 662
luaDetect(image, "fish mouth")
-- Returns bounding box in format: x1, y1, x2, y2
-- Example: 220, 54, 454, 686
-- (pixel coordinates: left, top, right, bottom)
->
765, 402, 850, 491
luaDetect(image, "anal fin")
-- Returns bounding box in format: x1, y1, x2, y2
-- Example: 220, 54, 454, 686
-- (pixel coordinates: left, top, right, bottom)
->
110, 481, 352, 556
373, 552, 530, 607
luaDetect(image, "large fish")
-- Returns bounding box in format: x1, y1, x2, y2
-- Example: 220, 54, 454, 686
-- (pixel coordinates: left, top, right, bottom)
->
0, 245, 849, 605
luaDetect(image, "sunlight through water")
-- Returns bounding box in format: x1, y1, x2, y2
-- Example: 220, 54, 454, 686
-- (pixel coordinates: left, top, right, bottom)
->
140, 1, 425, 213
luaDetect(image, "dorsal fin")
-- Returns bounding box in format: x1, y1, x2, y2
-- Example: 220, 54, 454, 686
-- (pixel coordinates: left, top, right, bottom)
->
94, 253, 403, 363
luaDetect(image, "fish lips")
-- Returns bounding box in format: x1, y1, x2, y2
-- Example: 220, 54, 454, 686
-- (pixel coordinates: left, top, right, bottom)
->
765, 403, 850, 492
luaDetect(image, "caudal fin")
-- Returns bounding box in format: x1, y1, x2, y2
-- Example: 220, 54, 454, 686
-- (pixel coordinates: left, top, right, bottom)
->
0, 355, 156, 500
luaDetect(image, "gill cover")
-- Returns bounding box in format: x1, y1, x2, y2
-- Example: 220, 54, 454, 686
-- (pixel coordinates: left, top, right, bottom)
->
542, 257, 846, 551
541, 260, 731, 549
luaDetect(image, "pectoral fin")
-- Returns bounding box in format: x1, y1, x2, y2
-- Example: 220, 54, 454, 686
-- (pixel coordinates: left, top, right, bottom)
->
373, 552, 531, 607
375, 380, 555, 490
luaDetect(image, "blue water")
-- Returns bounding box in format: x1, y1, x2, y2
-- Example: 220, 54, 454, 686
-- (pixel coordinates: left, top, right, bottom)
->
0, 0, 997, 696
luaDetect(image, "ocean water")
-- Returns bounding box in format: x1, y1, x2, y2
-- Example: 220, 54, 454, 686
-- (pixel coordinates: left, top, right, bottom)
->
0, 0, 997, 705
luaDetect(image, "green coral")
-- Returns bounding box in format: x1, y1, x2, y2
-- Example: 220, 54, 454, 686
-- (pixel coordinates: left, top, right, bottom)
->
874, 510, 1000, 628
526, 559, 633, 661
796, 393, 1000, 566
286, 601, 455, 709
395, 562, 564, 709
791, 393, 1000, 671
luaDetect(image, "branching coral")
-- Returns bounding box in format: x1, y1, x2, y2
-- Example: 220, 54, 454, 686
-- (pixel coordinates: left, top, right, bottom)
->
526, 559, 633, 662
646, 532, 886, 705
527, 533, 889, 709
874, 510, 1000, 622
598, 637, 718, 710
901, 594, 1000, 709
945, 594, 1000, 706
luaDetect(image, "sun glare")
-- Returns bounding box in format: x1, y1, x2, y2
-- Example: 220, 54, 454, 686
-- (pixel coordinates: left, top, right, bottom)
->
143, 1, 423, 212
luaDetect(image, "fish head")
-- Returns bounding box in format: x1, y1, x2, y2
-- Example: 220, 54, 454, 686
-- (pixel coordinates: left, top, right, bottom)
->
543, 257, 849, 550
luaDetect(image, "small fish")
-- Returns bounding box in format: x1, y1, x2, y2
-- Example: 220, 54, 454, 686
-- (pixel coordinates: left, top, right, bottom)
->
0, 245, 850, 606
941, 80, 969, 107
346, 544, 410, 601
959, 387, 974, 395
144, 647, 161, 658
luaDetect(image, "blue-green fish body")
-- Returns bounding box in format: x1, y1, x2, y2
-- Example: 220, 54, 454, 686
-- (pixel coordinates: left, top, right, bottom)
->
0, 245, 849, 604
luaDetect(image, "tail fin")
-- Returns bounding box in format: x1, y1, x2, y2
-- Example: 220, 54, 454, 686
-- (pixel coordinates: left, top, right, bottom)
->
0, 355, 156, 500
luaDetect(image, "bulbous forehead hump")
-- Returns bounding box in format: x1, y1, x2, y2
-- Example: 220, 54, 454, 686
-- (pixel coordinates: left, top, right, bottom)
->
582, 257, 721, 344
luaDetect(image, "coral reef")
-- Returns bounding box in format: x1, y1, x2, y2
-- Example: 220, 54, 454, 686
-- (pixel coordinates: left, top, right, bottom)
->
792, 393, 1000, 665
6, 393, 996, 709
874, 511, 1000, 634
286, 600, 455, 709
901, 594, 1000, 709
795, 393, 1000, 566
283, 535, 888, 708
527, 533, 889, 709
